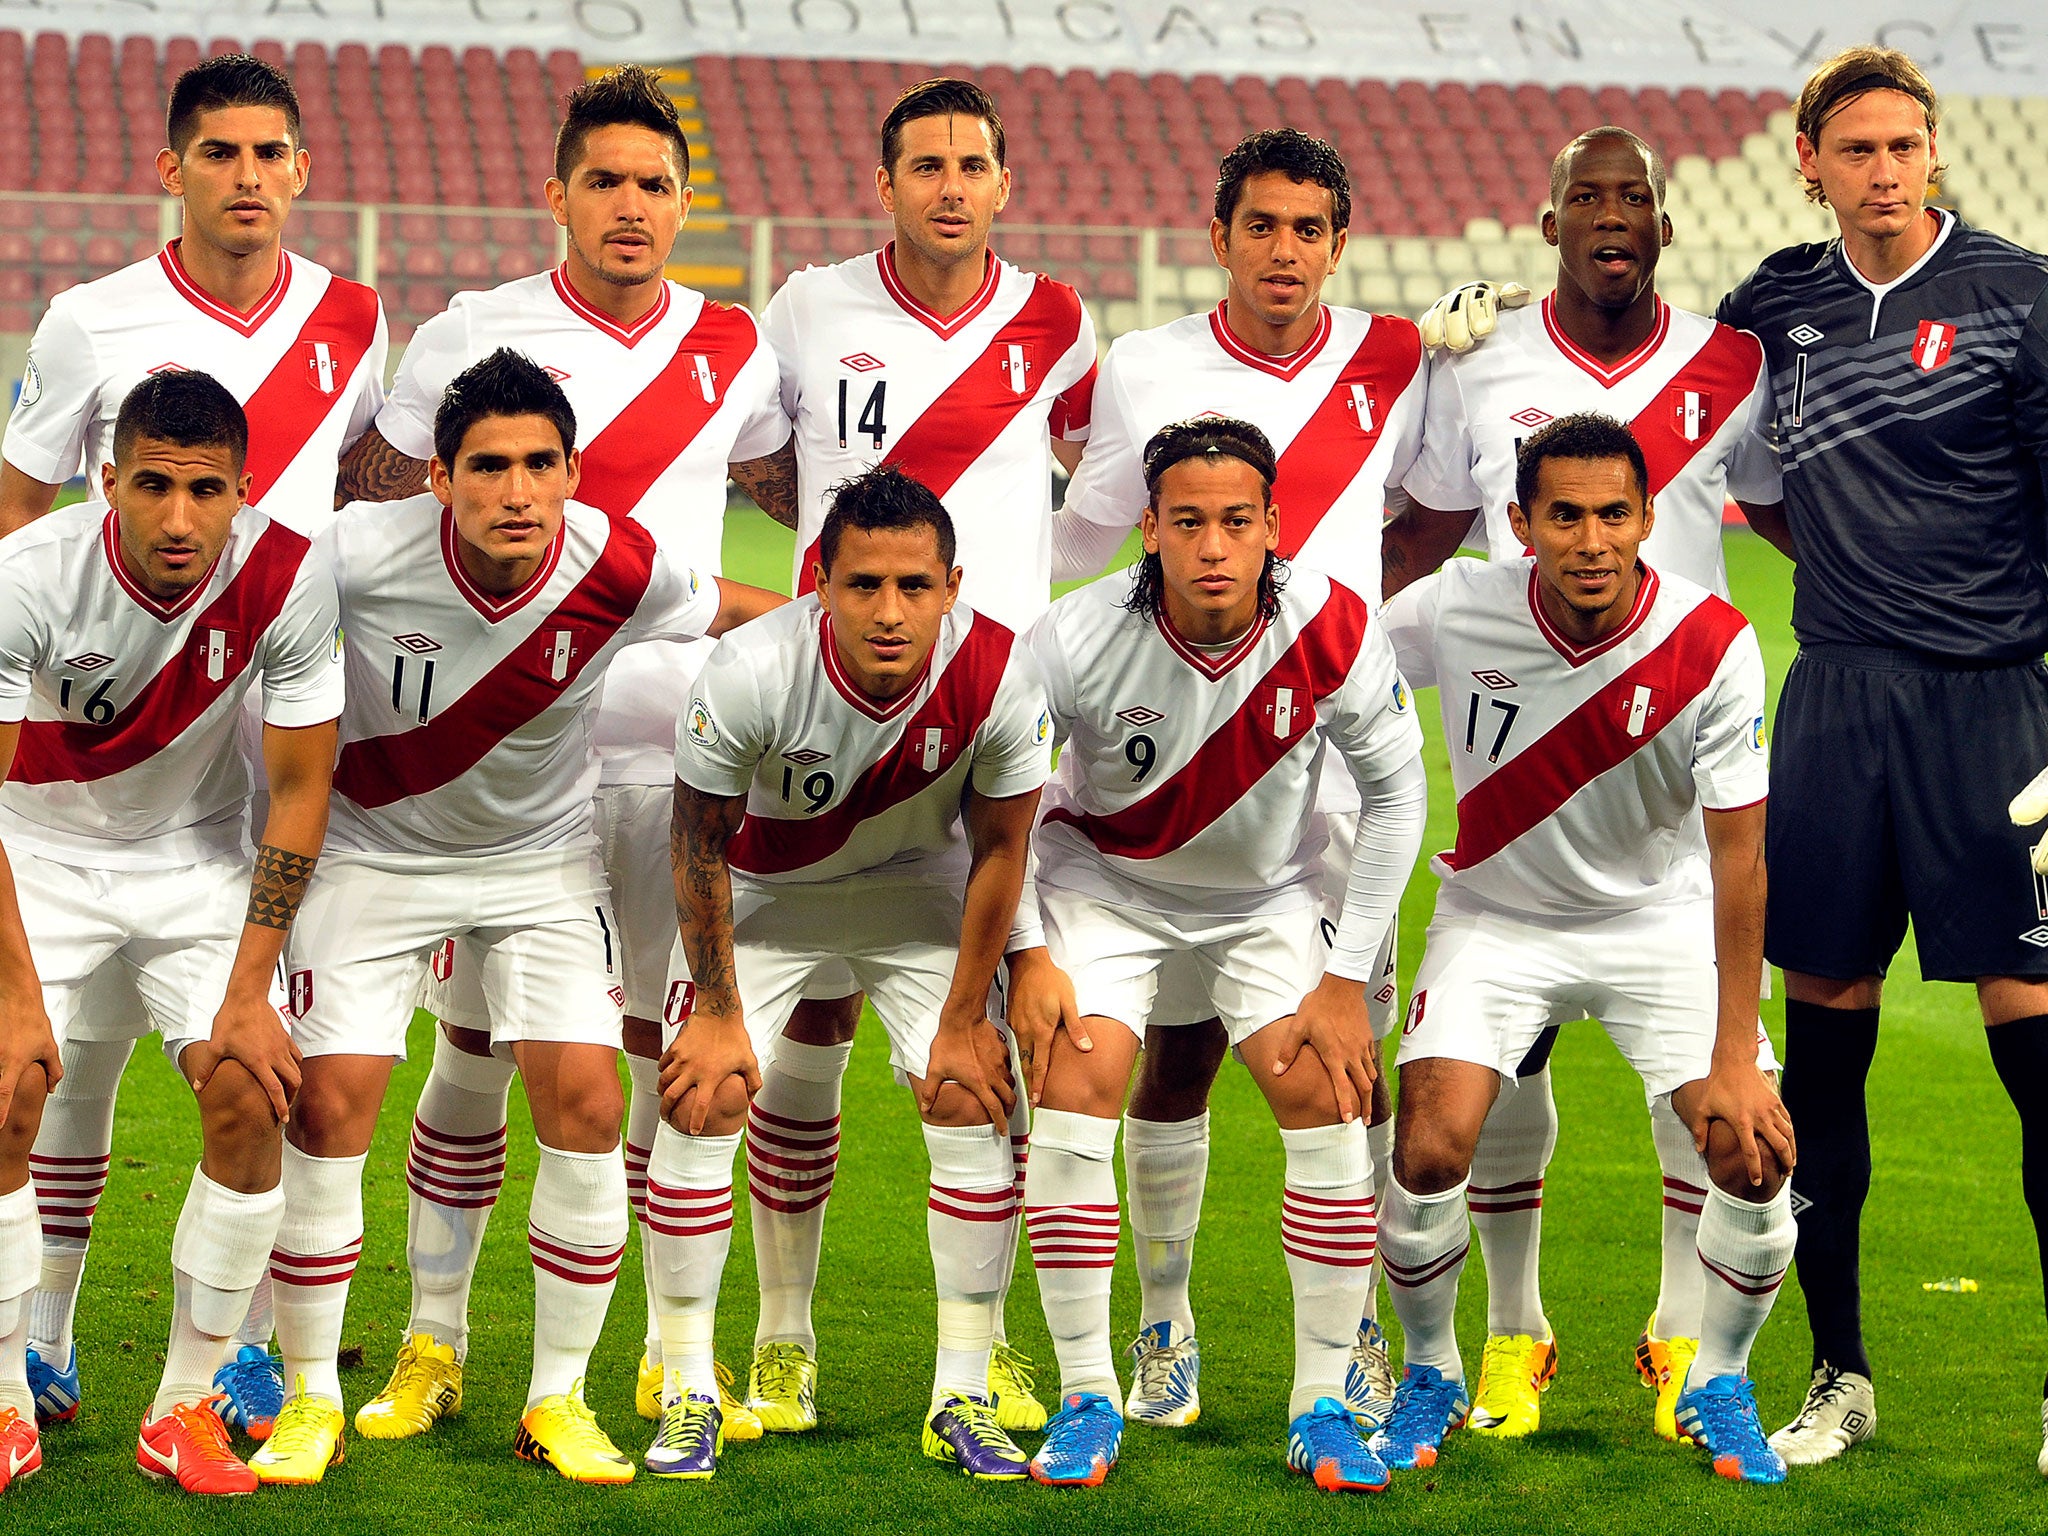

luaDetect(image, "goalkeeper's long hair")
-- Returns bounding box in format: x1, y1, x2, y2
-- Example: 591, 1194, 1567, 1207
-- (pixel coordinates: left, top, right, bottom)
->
1121, 416, 1289, 626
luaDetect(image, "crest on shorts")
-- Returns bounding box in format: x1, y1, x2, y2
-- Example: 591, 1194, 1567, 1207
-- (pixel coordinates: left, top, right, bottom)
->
1911, 319, 1956, 372
1665, 387, 1712, 443
998, 343, 1034, 396
664, 979, 697, 1025
287, 968, 314, 1018
541, 628, 582, 684
1260, 683, 1311, 741
431, 939, 454, 982
304, 340, 342, 395
1402, 989, 1427, 1037
1345, 382, 1379, 434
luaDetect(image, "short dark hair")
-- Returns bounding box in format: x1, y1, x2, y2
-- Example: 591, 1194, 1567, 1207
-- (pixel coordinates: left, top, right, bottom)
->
1126, 416, 1288, 624
113, 369, 250, 472
881, 78, 1006, 173
433, 348, 578, 470
555, 64, 691, 184
818, 465, 957, 572
1514, 411, 1649, 509
1549, 125, 1668, 211
1794, 45, 1945, 205
167, 53, 300, 156
1214, 128, 1351, 234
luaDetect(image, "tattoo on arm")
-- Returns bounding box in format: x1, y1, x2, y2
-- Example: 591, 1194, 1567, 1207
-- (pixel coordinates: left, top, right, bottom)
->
729, 440, 801, 530
247, 845, 319, 931
672, 783, 745, 1015
336, 428, 430, 507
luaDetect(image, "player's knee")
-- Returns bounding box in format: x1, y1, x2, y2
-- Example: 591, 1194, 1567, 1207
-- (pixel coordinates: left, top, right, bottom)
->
0, 1063, 50, 1162
663, 1075, 750, 1137
1390, 1115, 1474, 1196
1704, 1119, 1789, 1198
549, 1073, 625, 1151
441, 1021, 494, 1057
1128, 1022, 1226, 1120
923, 1079, 1004, 1128
785, 993, 862, 1047
194, 1056, 275, 1131
287, 1066, 373, 1156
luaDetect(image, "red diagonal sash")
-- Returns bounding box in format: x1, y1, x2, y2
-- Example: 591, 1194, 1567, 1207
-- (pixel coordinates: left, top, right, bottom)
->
1629, 323, 1763, 497
576, 303, 762, 516
332, 520, 658, 809
1042, 584, 1369, 860
1443, 596, 1750, 871
1272, 318, 1424, 559
728, 614, 1016, 876
10, 522, 311, 785
241, 274, 382, 504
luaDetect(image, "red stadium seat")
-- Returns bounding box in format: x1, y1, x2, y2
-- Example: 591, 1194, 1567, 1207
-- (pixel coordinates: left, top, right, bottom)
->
0, 233, 30, 265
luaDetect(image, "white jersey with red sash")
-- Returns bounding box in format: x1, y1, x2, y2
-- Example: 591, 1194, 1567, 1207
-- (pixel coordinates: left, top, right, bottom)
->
674, 596, 1051, 890
376, 268, 789, 783
325, 492, 719, 858
1059, 301, 1427, 600
1380, 555, 1768, 919
3, 242, 386, 535
763, 245, 1096, 632
0, 500, 343, 868
1400, 296, 1777, 596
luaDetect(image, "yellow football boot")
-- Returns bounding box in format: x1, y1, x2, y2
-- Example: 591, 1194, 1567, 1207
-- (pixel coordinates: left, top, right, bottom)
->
514, 1384, 635, 1485
1465, 1332, 1558, 1438
1634, 1319, 1700, 1443
988, 1341, 1048, 1433
636, 1354, 661, 1421
745, 1341, 818, 1433
354, 1333, 462, 1439
717, 1361, 763, 1441
248, 1379, 346, 1485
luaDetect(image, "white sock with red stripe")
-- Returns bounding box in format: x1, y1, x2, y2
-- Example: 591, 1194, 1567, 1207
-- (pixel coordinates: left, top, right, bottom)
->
1023, 1109, 1122, 1400
1467, 1069, 1556, 1340
1380, 1174, 1471, 1380
624, 1051, 661, 1371
154, 1169, 284, 1416
526, 1143, 628, 1407
403, 1033, 513, 1360
26, 1035, 129, 1364
1123, 1111, 1208, 1337
924, 1122, 1014, 1399
748, 1039, 850, 1355
0, 1182, 38, 1417
1650, 1094, 1708, 1339
992, 1023, 1030, 1345
647, 1125, 741, 1402
271, 1145, 368, 1407
1692, 1184, 1794, 1383
1365, 1116, 1394, 1325
1280, 1121, 1376, 1417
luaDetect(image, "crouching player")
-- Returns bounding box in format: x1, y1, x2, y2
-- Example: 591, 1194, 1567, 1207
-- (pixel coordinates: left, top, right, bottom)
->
1008, 417, 1427, 1493
255, 350, 781, 1486
648, 466, 1050, 1481
1373, 412, 1796, 1483
0, 372, 342, 1493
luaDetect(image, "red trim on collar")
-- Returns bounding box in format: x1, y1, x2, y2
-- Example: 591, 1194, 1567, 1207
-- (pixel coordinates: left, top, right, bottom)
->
1540, 293, 1670, 388
1156, 608, 1271, 679
1528, 562, 1660, 667
156, 240, 292, 336
549, 265, 673, 347
819, 609, 934, 720
440, 507, 566, 622
1207, 301, 1333, 381
101, 510, 219, 621
877, 243, 1000, 339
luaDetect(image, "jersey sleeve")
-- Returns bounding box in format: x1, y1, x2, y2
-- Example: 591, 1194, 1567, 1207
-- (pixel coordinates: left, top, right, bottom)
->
258, 543, 346, 728
1321, 604, 1426, 788
1048, 293, 1098, 443
340, 300, 391, 449
1023, 607, 1078, 748
1376, 572, 1442, 691
2015, 285, 2048, 501
1379, 346, 1433, 495
1054, 342, 1147, 530
3, 299, 99, 485
760, 282, 803, 422
968, 645, 1053, 800
1399, 355, 1483, 511
1723, 344, 1782, 505
726, 324, 794, 464
373, 301, 469, 461
1692, 623, 1770, 811
0, 553, 46, 722
674, 638, 770, 797
630, 547, 724, 644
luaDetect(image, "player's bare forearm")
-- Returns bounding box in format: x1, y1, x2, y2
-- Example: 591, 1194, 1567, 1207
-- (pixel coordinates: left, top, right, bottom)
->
729, 438, 800, 530
1704, 801, 1768, 1060
709, 576, 788, 635
1382, 492, 1479, 598
672, 779, 749, 1020
1735, 500, 1796, 562
945, 787, 1043, 1025
225, 721, 336, 996
335, 426, 429, 506
0, 463, 62, 538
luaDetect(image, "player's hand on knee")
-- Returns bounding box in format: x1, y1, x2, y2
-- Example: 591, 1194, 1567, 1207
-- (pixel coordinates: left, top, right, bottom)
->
0, 1003, 61, 1131
2010, 763, 2048, 873
1269, 973, 1377, 1124
205, 990, 303, 1122
1005, 947, 1090, 1106
659, 1014, 761, 1135
918, 1011, 1017, 1127
1418, 280, 1531, 353
1687, 1059, 1796, 1189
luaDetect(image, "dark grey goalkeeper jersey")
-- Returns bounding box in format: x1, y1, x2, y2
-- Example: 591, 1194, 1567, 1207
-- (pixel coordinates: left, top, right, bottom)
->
1718, 215, 2048, 663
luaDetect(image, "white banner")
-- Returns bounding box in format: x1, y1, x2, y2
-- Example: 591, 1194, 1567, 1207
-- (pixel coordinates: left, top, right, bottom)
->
13, 1, 2047, 95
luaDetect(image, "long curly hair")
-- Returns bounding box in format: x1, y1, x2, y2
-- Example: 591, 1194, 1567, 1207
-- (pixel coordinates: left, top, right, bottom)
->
1120, 416, 1289, 625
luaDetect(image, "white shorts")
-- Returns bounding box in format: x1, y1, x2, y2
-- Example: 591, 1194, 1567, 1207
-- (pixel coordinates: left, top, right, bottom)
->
1396, 898, 1781, 1104
286, 846, 623, 1060
15, 850, 245, 1062
1040, 885, 1326, 1048
663, 880, 958, 1079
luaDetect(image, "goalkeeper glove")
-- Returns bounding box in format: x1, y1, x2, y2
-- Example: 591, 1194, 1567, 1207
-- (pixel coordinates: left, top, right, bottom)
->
1419, 281, 1531, 353
2011, 765, 2048, 873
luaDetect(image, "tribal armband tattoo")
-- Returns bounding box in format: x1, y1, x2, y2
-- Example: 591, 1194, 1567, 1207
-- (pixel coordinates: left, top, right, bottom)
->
247, 845, 319, 931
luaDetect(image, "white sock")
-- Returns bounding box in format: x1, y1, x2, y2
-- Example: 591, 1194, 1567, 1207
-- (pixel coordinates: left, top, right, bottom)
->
747, 1039, 850, 1354
1124, 1111, 1208, 1337
1467, 1070, 1555, 1340
647, 1124, 742, 1403
924, 1122, 1013, 1400
1024, 1109, 1122, 1401
26, 1035, 129, 1362
1692, 1184, 1795, 1384
992, 1021, 1030, 1344
404, 1032, 514, 1360
1650, 1095, 1708, 1339
234, 1275, 274, 1351
0, 1182, 39, 1416
154, 1170, 285, 1416
1380, 1174, 1471, 1380
270, 1145, 367, 1408
526, 1143, 628, 1407
1364, 1116, 1394, 1326
1280, 1121, 1376, 1418
624, 1051, 661, 1370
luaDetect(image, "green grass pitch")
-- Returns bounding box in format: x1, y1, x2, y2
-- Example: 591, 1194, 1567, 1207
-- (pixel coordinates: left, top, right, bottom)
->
12, 516, 2043, 1534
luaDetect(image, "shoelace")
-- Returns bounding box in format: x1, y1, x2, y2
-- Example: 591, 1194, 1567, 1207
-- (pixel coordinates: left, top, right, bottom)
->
1388, 1375, 1454, 1436
754, 1345, 810, 1401
219, 1355, 283, 1410
949, 1397, 1017, 1452
1132, 1340, 1193, 1400
1477, 1337, 1530, 1400
992, 1343, 1038, 1395
1701, 1384, 1765, 1445
1352, 1334, 1396, 1399
1790, 1369, 1854, 1430
176, 1395, 245, 1461
658, 1397, 715, 1455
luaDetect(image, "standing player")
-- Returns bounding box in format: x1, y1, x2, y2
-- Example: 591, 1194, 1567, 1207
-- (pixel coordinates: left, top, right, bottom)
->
0, 50, 385, 1438
1046, 128, 1425, 1432
333, 65, 795, 1444
248, 351, 781, 1487
743, 75, 1096, 1435
1374, 413, 1795, 1485
0, 371, 343, 1495
648, 467, 1048, 1480
1384, 126, 1784, 1444
1009, 418, 1425, 1492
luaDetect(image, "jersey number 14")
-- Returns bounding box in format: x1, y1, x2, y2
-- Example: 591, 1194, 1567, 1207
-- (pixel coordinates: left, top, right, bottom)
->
838, 378, 887, 450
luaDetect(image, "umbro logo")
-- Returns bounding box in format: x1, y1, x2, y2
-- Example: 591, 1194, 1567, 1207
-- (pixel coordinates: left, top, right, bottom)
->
393, 632, 442, 654
782, 747, 831, 765
1508, 408, 1551, 429
841, 352, 884, 372
2020, 925, 2048, 948
1789, 1189, 1812, 1217
147, 361, 190, 376
1787, 324, 1825, 346
1471, 669, 1516, 690
64, 652, 113, 671
1116, 706, 1164, 727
